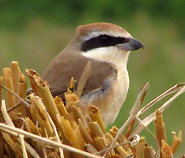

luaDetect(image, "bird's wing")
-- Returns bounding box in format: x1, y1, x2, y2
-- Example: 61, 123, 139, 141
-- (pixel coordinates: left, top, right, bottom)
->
41, 52, 115, 100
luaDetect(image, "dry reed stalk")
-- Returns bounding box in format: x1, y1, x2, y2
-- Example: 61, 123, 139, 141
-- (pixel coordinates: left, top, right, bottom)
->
94, 136, 107, 152
122, 137, 132, 154
30, 94, 54, 137
18, 73, 29, 117
135, 140, 145, 158
76, 61, 91, 98
26, 69, 62, 130
88, 122, 105, 138
144, 146, 155, 158
88, 105, 106, 133
10, 61, 20, 104
18, 73, 26, 98
0, 61, 184, 158
170, 131, 182, 154
109, 126, 131, 153
111, 155, 122, 158
124, 119, 135, 138
45, 111, 64, 158
25, 69, 40, 95
69, 77, 76, 91
78, 119, 95, 146
105, 132, 129, 157
2, 132, 23, 157
85, 143, 99, 154
25, 117, 42, 135
1, 100, 24, 157
70, 121, 85, 158
161, 140, 174, 158
155, 110, 167, 147
25, 116, 49, 157
3, 68, 16, 112
60, 117, 85, 158
29, 102, 37, 123
54, 96, 68, 119
70, 105, 88, 127
65, 92, 80, 106
109, 126, 129, 151
60, 116, 77, 144
70, 121, 85, 149
2, 101, 28, 158
66, 112, 76, 122
0, 123, 102, 158
133, 83, 185, 137
109, 126, 118, 138
106, 139, 117, 158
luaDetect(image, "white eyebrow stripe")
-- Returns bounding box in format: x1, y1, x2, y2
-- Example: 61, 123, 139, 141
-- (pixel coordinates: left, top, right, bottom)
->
81, 30, 131, 42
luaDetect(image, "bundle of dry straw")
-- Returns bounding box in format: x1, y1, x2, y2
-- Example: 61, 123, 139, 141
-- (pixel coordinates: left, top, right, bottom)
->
0, 61, 184, 158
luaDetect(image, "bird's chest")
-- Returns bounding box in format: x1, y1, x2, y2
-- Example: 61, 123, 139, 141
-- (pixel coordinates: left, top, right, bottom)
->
101, 69, 129, 126
79, 68, 129, 127
113, 69, 129, 103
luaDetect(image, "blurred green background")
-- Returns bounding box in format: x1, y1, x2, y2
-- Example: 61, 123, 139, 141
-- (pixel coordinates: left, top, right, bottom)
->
0, 1, 185, 156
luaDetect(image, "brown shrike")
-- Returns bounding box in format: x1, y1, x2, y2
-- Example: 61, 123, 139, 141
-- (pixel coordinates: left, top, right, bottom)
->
41, 22, 143, 126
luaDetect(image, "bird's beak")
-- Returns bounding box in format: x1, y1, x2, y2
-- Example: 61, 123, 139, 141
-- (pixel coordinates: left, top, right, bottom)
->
117, 38, 144, 51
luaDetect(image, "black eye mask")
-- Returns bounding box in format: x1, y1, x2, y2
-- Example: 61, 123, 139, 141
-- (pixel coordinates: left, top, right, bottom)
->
81, 34, 129, 52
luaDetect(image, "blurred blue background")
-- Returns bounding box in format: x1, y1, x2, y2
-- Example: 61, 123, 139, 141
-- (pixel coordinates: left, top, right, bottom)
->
0, 1, 185, 156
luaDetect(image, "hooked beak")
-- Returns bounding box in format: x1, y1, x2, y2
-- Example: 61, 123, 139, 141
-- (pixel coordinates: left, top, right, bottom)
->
117, 38, 144, 51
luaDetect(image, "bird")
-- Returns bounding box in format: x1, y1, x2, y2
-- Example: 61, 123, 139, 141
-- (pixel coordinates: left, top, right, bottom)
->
41, 22, 143, 127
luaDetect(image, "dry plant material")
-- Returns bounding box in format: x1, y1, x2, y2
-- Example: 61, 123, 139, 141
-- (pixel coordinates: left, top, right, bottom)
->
0, 61, 184, 158
88, 105, 106, 133
78, 119, 95, 146
70, 104, 87, 127
135, 139, 145, 158
1, 63, 29, 119
109, 126, 130, 152
144, 146, 154, 158
25, 117, 42, 135
170, 131, 182, 154
76, 61, 91, 98
105, 132, 128, 157
18, 72, 29, 117
155, 110, 167, 147
54, 96, 68, 119
124, 119, 135, 138
3, 68, 16, 109
1, 100, 26, 158
30, 94, 54, 137
65, 92, 80, 106
60, 117, 85, 158
161, 140, 174, 158
11, 61, 20, 103
26, 69, 62, 130
134, 137, 155, 158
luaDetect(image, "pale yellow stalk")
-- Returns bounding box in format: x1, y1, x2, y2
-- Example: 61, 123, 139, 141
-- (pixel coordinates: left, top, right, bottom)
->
88, 105, 106, 133
170, 131, 182, 154
155, 110, 167, 147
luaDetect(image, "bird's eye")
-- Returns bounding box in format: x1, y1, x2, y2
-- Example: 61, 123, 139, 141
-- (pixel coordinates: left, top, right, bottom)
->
99, 35, 109, 42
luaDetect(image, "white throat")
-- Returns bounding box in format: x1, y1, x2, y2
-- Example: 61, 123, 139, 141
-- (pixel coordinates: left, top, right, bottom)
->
81, 47, 130, 70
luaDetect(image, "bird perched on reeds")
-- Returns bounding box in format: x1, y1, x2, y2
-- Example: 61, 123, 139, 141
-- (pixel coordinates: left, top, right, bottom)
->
41, 22, 143, 126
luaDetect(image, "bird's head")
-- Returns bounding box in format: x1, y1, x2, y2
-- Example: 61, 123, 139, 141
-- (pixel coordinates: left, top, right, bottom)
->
68, 22, 143, 67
